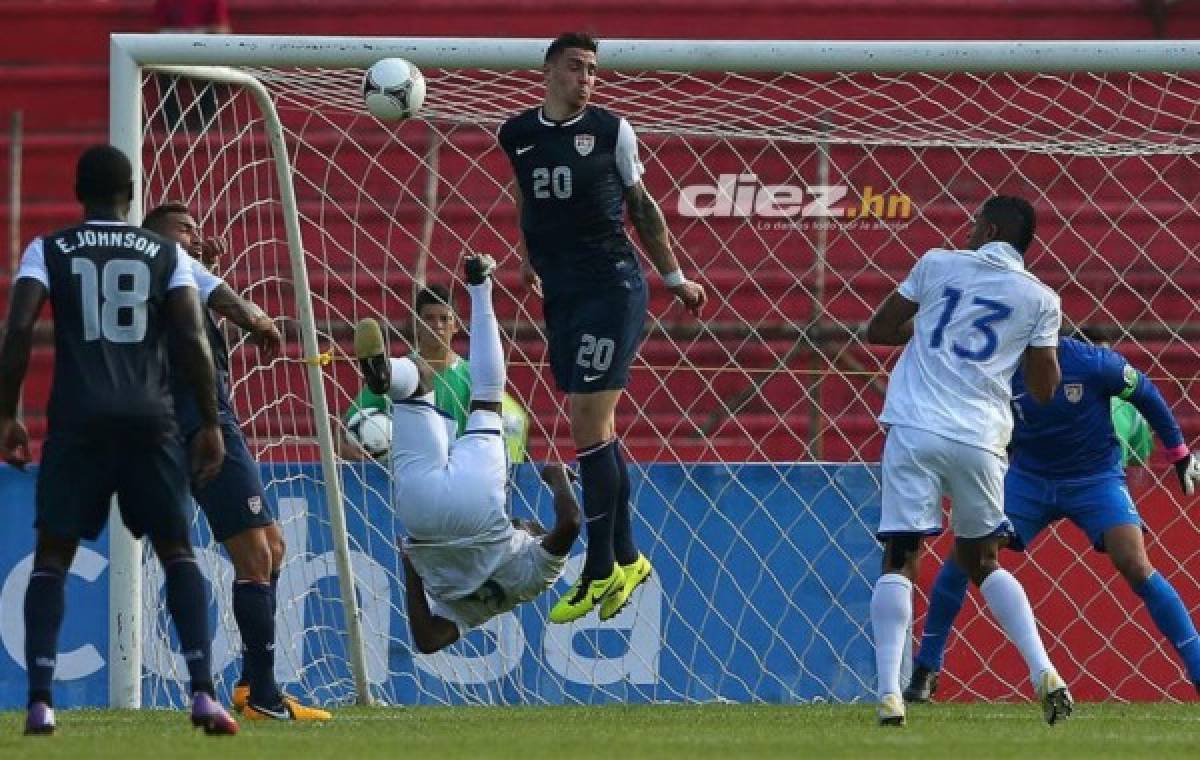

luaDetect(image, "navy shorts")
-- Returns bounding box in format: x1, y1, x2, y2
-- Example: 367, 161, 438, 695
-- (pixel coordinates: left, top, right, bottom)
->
36, 423, 192, 542
1004, 468, 1142, 553
543, 281, 647, 394
189, 419, 273, 543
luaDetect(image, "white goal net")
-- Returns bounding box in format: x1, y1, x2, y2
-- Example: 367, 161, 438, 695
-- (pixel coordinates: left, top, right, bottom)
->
119, 37, 1200, 707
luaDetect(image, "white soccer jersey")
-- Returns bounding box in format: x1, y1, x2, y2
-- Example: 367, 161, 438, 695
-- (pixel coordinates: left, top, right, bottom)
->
879, 242, 1061, 455
423, 529, 567, 633
393, 401, 567, 632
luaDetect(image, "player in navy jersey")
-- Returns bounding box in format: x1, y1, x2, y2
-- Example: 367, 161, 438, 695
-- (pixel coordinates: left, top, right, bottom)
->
498, 32, 707, 623
143, 203, 330, 721
0, 146, 237, 735
905, 336, 1200, 702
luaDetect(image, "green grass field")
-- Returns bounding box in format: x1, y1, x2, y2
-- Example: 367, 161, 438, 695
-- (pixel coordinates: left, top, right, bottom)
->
1, 703, 1197, 759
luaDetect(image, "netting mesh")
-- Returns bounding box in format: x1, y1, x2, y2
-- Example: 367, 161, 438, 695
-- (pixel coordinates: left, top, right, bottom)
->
137, 60, 1200, 707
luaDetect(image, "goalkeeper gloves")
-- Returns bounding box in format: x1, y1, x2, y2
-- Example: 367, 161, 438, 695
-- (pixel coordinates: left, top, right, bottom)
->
1174, 452, 1200, 496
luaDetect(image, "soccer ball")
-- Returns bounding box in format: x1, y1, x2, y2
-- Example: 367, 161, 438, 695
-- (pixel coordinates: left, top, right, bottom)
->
362, 58, 426, 121
347, 408, 392, 460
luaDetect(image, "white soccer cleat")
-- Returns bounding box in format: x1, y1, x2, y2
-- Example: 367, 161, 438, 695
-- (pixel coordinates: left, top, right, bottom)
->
1036, 669, 1073, 725
877, 692, 906, 727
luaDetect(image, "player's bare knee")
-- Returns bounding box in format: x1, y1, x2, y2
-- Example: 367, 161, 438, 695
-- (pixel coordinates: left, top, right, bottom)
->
882, 534, 920, 577
266, 523, 286, 573
226, 527, 273, 582
1112, 550, 1154, 588
33, 533, 79, 574
150, 536, 194, 565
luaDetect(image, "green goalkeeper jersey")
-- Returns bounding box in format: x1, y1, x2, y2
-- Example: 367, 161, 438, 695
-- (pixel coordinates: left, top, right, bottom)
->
347, 356, 472, 434
1111, 396, 1153, 467
345, 355, 528, 462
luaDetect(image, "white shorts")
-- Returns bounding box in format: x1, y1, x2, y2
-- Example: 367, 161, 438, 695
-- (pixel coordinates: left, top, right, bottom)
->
878, 425, 1010, 540
390, 399, 508, 542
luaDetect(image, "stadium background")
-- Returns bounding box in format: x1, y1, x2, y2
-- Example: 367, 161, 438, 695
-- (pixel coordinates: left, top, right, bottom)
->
1, 0, 1199, 709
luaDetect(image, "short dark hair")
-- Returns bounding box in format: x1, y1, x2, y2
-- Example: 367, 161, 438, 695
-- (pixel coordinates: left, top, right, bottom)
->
75, 144, 133, 206
142, 201, 192, 234
545, 32, 598, 63
979, 195, 1037, 254
414, 284, 453, 316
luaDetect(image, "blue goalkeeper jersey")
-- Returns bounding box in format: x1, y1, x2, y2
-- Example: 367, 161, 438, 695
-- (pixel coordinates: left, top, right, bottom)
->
1010, 337, 1182, 480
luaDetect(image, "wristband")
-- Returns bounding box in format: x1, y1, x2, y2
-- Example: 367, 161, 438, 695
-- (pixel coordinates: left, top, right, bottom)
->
662, 269, 686, 288
1165, 443, 1190, 463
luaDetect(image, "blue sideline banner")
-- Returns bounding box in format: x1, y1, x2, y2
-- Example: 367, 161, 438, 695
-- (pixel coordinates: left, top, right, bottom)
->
0, 462, 882, 708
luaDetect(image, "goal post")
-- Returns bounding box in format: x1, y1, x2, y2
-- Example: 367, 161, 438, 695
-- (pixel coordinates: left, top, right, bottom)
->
110, 35, 1200, 708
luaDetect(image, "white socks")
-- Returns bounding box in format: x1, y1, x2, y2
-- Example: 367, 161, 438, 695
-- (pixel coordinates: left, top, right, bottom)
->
467, 279, 504, 404
871, 573, 913, 699
980, 568, 1054, 689
387, 357, 420, 400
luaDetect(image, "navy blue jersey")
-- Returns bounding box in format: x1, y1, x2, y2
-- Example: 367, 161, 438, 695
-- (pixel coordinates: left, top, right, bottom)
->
498, 105, 644, 295
16, 221, 194, 434
1010, 337, 1182, 479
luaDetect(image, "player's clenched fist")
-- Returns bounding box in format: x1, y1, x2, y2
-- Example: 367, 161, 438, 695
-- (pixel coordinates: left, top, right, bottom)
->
669, 280, 707, 317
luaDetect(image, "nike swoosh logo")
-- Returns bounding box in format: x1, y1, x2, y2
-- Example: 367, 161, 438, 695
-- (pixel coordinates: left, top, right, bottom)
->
516, 145, 534, 155
249, 703, 291, 720
583, 373, 603, 382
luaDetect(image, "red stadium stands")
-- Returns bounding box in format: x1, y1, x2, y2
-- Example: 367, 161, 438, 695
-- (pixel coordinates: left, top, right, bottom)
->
2, 1, 1198, 465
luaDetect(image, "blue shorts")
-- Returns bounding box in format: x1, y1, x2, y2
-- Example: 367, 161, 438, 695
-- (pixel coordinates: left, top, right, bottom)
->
543, 281, 647, 394
188, 419, 273, 543
1004, 468, 1142, 553
37, 421, 192, 542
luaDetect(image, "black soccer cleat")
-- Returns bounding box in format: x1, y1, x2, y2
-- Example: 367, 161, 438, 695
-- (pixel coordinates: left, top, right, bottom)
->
354, 318, 391, 395
903, 664, 939, 703
463, 253, 497, 286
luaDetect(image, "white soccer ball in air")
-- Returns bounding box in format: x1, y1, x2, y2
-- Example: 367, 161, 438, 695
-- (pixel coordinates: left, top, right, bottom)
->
347, 408, 392, 461
362, 58, 426, 121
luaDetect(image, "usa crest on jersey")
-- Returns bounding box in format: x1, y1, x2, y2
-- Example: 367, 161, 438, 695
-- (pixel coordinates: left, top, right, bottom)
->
575, 134, 595, 156
1064, 383, 1083, 403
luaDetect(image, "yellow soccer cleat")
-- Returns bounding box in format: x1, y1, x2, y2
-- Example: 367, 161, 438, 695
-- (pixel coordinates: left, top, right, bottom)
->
548, 564, 624, 624
877, 693, 906, 727
599, 554, 653, 621
231, 682, 249, 712
244, 695, 333, 722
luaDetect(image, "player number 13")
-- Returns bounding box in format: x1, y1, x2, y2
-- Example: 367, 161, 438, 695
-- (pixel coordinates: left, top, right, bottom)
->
929, 286, 1012, 361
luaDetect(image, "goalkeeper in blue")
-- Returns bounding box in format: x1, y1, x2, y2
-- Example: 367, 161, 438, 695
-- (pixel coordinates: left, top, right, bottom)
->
905, 336, 1200, 702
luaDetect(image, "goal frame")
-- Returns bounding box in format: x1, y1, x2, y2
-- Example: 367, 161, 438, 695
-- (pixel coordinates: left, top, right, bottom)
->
108, 33, 1200, 709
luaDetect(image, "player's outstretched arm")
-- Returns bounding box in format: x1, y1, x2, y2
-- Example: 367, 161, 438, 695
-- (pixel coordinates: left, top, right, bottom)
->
865, 291, 917, 346
206, 282, 283, 360
400, 552, 460, 654
539, 463, 583, 557
1116, 358, 1199, 495
625, 182, 706, 317
0, 278, 47, 468
166, 285, 225, 486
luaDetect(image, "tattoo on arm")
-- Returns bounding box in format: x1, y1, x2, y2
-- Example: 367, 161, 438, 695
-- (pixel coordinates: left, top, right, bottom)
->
207, 283, 269, 331
626, 184, 677, 275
